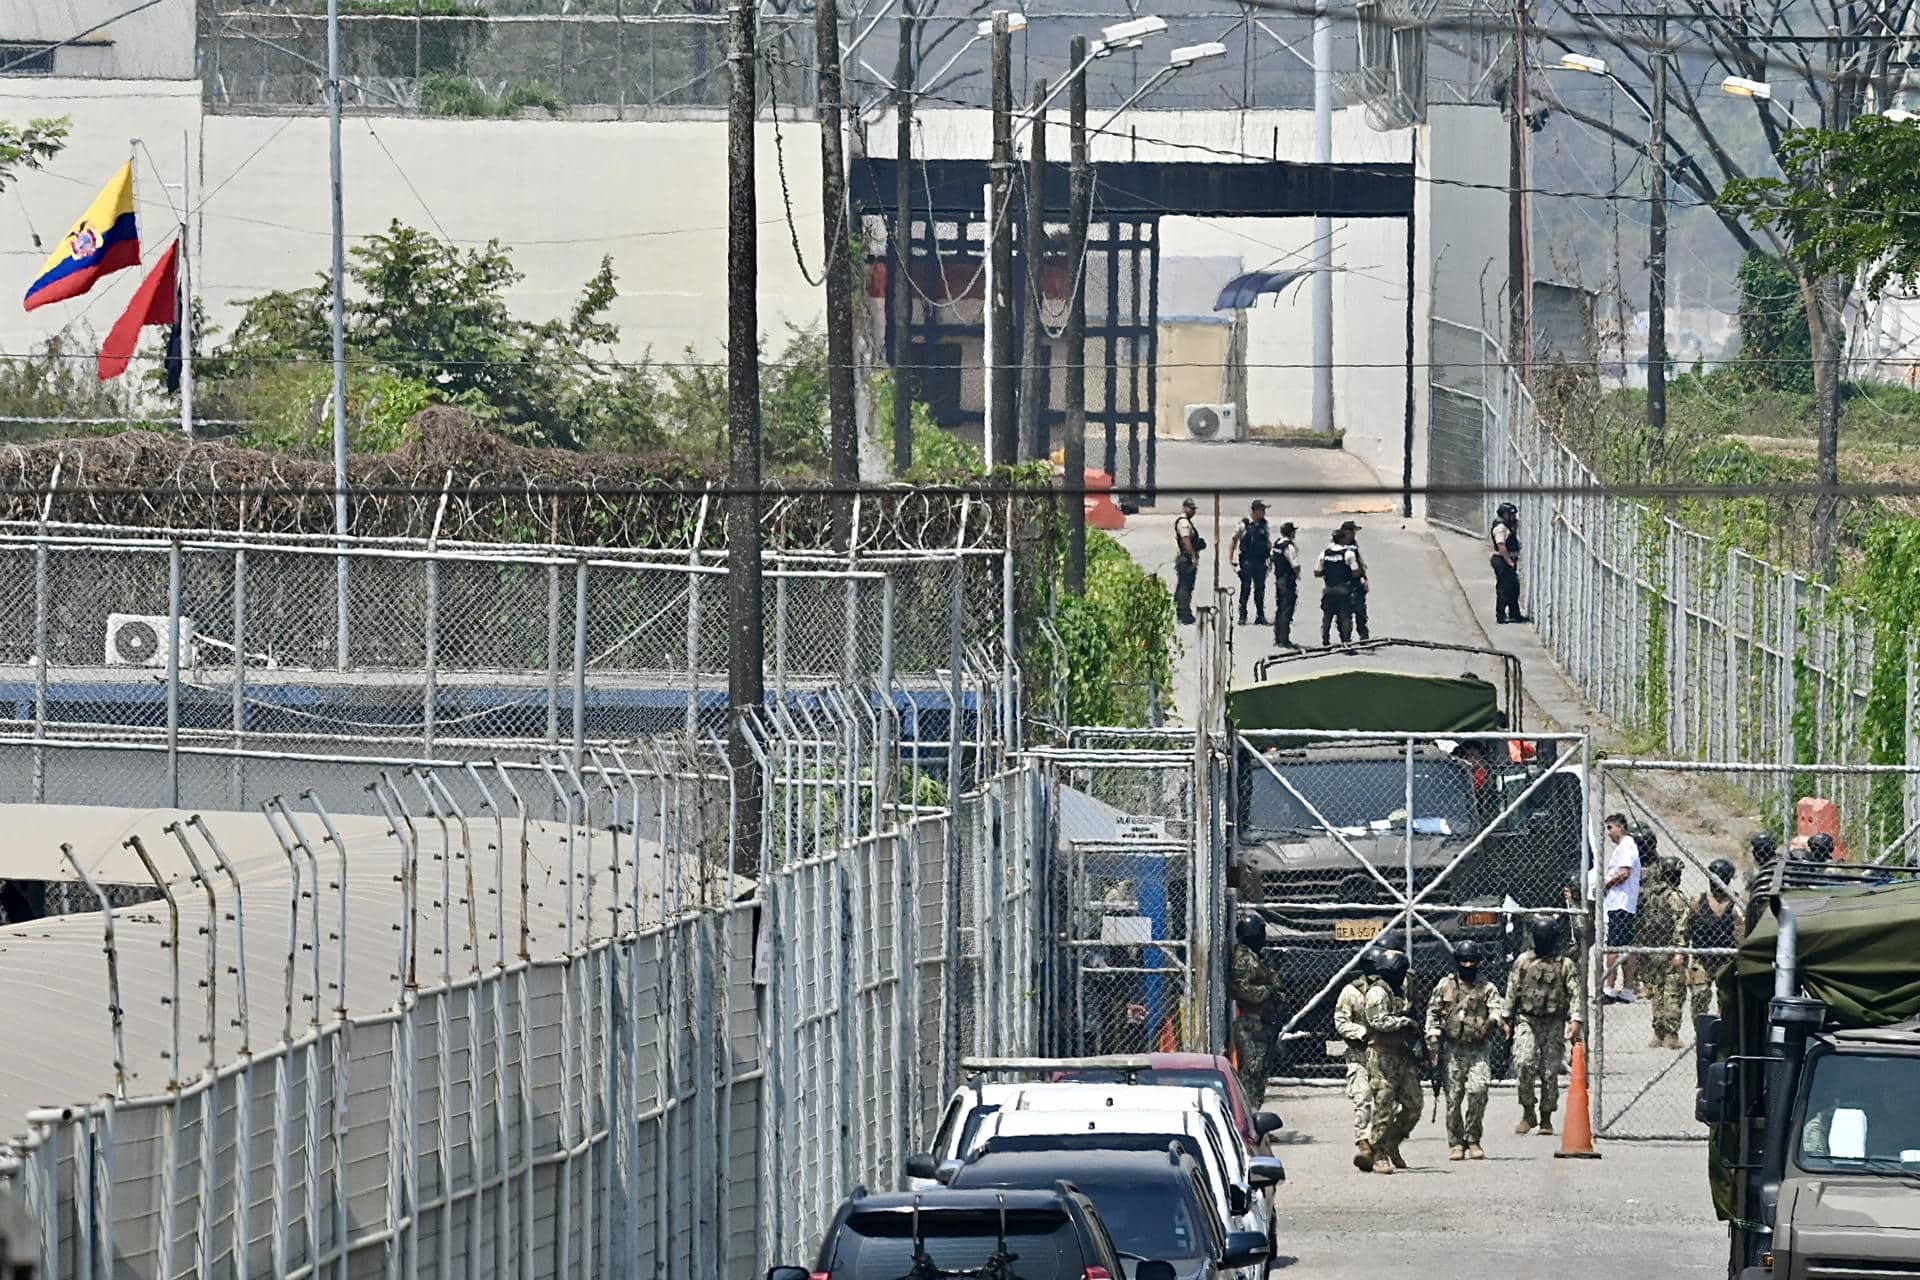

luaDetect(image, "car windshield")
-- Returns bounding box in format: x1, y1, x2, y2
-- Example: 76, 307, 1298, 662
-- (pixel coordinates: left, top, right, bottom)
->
1795, 1052, 1920, 1174
1242, 757, 1477, 838
1072, 1177, 1210, 1260
831, 1208, 1087, 1279
1055, 1067, 1234, 1114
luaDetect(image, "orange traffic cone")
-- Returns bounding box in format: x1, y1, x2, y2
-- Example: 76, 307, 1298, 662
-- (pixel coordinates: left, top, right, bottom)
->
1553, 1040, 1602, 1159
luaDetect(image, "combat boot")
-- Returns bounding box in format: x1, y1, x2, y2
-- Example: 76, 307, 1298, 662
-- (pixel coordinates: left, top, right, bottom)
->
1448, 1145, 1465, 1161
1372, 1154, 1395, 1174
1514, 1110, 1536, 1134
1466, 1143, 1485, 1160
1353, 1140, 1373, 1172
1537, 1114, 1555, 1136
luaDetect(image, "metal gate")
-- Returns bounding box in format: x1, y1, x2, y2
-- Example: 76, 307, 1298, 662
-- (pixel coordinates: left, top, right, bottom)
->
1031, 741, 1222, 1058
1234, 729, 1589, 1081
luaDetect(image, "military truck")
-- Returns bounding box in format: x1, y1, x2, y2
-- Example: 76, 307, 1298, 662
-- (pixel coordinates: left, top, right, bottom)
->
1697, 852, 1920, 1280
1225, 640, 1586, 1076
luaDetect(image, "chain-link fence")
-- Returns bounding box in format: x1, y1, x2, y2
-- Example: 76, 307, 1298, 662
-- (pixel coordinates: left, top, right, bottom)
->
1588, 757, 1920, 1140
0, 717, 1048, 1278
0, 525, 1010, 806
1231, 729, 1590, 1082
1029, 742, 1225, 1060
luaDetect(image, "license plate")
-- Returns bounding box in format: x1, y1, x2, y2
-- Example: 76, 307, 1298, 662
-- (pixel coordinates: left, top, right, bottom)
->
1334, 918, 1387, 942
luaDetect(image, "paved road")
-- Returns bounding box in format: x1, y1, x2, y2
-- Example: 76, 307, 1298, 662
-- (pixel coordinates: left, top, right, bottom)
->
1118, 439, 1729, 1277
1258, 1085, 1725, 1279
1114, 441, 1504, 724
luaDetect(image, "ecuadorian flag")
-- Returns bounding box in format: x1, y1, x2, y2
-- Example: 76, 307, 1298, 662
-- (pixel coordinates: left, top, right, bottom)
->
23, 162, 140, 311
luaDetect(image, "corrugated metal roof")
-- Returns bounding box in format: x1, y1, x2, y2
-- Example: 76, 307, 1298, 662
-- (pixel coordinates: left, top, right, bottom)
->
0, 803, 746, 1136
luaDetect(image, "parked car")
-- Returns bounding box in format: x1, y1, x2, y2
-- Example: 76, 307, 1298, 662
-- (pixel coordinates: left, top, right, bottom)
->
948, 1146, 1269, 1280
764, 1184, 1131, 1279
1049, 1053, 1285, 1153
911, 1080, 1027, 1192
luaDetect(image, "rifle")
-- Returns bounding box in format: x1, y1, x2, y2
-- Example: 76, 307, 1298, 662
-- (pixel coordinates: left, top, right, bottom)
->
1428, 1043, 1444, 1122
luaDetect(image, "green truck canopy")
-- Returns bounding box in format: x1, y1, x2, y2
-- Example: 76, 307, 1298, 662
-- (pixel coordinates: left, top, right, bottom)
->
1732, 880, 1920, 1029
1226, 668, 1503, 736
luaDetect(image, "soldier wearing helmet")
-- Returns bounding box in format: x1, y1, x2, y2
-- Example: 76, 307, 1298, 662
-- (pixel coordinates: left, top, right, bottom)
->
1360, 947, 1423, 1173
1503, 916, 1582, 1135
1229, 914, 1280, 1103
1424, 939, 1507, 1160
1333, 946, 1384, 1170
1490, 500, 1529, 624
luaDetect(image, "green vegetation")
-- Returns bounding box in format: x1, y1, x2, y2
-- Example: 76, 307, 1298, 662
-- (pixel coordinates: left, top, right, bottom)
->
1054, 531, 1178, 727
419, 74, 566, 118
0, 117, 65, 192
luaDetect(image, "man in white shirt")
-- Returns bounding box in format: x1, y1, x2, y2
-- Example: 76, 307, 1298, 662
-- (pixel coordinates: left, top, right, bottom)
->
1601, 813, 1642, 1002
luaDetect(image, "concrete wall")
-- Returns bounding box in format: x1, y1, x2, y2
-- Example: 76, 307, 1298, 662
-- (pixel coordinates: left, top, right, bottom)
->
2, 0, 195, 79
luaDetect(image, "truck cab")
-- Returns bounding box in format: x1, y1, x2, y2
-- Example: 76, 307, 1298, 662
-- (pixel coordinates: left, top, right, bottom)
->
1698, 854, 1920, 1280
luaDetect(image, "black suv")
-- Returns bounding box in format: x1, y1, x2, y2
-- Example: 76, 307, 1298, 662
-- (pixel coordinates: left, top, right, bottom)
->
947, 1147, 1269, 1280
767, 1184, 1129, 1279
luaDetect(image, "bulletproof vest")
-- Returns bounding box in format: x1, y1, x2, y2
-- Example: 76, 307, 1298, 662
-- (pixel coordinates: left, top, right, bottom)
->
1637, 882, 1680, 943
1320, 544, 1354, 589
1512, 953, 1568, 1017
1442, 977, 1497, 1042
1492, 520, 1523, 556
1273, 537, 1298, 582
1240, 519, 1272, 563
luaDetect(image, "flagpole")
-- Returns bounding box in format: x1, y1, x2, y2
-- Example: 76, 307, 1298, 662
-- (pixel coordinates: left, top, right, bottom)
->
179, 130, 194, 442
327, 0, 350, 670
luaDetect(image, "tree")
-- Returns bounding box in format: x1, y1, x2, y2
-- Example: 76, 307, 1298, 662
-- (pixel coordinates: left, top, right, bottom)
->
1543, 1, 1915, 575
1732, 250, 1811, 393
0, 117, 67, 192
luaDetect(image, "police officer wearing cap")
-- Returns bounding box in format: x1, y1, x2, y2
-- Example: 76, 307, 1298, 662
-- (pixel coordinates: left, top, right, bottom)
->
1271, 520, 1302, 650
1490, 501, 1529, 624
1173, 497, 1203, 625
1229, 500, 1273, 627
1314, 521, 1363, 646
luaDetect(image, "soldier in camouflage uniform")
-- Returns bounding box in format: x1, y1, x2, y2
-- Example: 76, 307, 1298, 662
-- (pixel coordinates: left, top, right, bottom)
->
1424, 940, 1505, 1161
1332, 948, 1381, 1171
1503, 917, 1582, 1134
1229, 915, 1280, 1102
1636, 856, 1691, 1049
1362, 948, 1423, 1173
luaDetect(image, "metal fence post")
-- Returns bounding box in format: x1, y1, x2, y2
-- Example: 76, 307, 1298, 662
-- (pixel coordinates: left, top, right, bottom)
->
31, 533, 48, 804
423, 556, 439, 756
167, 537, 183, 810
232, 545, 248, 805
573, 560, 590, 768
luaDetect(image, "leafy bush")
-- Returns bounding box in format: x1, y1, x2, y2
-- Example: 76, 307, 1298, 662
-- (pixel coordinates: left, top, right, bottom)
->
419, 74, 566, 118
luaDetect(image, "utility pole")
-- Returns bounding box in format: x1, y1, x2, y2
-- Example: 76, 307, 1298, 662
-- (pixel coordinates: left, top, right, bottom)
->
1507, 0, 1531, 377
1018, 79, 1048, 462
1064, 35, 1091, 595
892, 9, 915, 475
817, 0, 856, 544
1646, 8, 1668, 469
1310, 0, 1334, 435
178, 130, 194, 443
327, 0, 350, 672
988, 12, 1017, 467
727, 0, 765, 875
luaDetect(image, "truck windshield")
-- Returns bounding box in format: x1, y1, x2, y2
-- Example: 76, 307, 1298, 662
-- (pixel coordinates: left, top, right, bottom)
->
1795, 1051, 1920, 1173
1242, 757, 1478, 838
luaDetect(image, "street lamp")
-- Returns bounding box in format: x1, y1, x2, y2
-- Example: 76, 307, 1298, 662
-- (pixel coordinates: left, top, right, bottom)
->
1100, 41, 1229, 130
1722, 75, 1771, 100
922, 10, 1029, 98
1557, 47, 1670, 456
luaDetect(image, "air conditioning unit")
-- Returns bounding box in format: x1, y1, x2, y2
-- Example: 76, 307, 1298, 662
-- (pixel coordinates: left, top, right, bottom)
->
105, 613, 197, 668
1184, 403, 1242, 442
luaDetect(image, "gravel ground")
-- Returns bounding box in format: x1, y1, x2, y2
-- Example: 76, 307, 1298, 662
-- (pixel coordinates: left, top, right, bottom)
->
1254, 1083, 1726, 1278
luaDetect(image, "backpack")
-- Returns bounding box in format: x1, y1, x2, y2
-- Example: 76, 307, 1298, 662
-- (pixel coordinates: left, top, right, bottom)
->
1512, 953, 1569, 1018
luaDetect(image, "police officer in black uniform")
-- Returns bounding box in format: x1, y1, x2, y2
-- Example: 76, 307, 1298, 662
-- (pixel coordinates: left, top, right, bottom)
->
1230, 500, 1273, 626
1314, 521, 1363, 646
1271, 520, 1302, 650
1490, 501, 1529, 624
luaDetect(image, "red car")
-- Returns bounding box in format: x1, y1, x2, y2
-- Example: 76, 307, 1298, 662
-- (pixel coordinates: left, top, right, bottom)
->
1054, 1052, 1284, 1152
